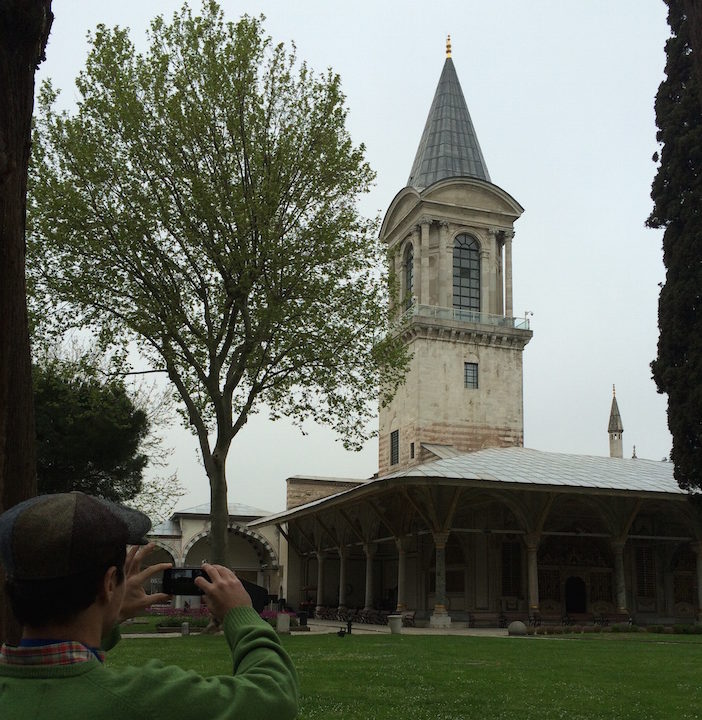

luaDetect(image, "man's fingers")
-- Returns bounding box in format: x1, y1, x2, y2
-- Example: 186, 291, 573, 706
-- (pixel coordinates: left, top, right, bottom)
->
147, 592, 172, 605
136, 561, 172, 583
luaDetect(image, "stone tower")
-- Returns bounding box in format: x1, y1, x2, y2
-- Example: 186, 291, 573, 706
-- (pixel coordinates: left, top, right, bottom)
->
378, 39, 532, 476
608, 386, 624, 459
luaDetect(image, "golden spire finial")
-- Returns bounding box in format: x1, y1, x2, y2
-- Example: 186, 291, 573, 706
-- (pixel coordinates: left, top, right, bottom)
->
446, 35, 452, 58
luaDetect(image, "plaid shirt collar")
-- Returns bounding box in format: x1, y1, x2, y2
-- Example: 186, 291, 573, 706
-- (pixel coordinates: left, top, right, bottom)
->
0, 639, 105, 665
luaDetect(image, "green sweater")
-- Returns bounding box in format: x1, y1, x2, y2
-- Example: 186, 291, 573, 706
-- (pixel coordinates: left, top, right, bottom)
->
0, 607, 299, 720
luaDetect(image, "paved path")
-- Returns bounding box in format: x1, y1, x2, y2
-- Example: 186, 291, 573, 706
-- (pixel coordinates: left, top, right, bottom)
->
122, 619, 509, 639
301, 619, 508, 637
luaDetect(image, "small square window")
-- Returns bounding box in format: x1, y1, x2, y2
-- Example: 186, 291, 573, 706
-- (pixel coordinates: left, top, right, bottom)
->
390, 430, 399, 465
464, 362, 478, 389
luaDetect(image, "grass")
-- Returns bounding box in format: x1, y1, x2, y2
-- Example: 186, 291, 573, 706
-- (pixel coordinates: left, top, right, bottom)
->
108, 631, 702, 719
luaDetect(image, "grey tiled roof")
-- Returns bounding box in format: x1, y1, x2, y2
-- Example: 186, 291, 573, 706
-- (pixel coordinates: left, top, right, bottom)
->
250, 447, 682, 528
383, 447, 679, 494
174, 501, 272, 518
407, 58, 490, 190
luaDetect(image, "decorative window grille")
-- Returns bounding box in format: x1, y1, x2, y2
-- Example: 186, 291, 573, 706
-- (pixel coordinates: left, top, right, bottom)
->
589, 571, 613, 603
404, 244, 414, 309
538, 568, 561, 601
464, 362, 478, 389
453, 234, 480, 311
390, 430, 399, 465
636, 546, 656, 599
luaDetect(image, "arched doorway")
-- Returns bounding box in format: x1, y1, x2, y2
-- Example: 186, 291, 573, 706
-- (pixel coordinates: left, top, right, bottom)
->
565, 576, 587, 613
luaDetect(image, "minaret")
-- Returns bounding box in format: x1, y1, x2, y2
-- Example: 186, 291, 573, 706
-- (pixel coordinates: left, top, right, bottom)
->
608, 385, 624, 459
378, 39, 532, 475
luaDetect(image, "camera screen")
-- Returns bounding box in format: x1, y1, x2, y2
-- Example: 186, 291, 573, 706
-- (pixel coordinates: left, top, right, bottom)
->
162, 568, 207, 596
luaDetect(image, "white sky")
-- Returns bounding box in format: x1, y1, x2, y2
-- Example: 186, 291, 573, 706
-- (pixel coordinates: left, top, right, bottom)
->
36, 0, 672, 514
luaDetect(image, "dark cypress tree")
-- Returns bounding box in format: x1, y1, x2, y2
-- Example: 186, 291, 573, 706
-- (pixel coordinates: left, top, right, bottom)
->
648, 0, 702, 490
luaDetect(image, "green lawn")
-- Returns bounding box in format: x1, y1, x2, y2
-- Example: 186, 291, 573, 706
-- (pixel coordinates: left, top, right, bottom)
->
108, 632, 702, 719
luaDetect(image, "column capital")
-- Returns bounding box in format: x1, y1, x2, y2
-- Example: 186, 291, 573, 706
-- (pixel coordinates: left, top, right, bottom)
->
433, 531, 450, 549
337, 546, 348, 559
611, 538, 627, 553
524, 532, 541, 550
395, 535, 412, 553
315, 549, 328, 560
363, 542, 377, 558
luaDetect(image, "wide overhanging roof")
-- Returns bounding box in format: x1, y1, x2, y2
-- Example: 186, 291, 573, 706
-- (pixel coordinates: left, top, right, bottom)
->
249, 447, 683, 528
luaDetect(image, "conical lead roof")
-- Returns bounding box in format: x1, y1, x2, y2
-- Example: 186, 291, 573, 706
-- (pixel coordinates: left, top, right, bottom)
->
608, 390, 624, 433
407, 52, 490, 190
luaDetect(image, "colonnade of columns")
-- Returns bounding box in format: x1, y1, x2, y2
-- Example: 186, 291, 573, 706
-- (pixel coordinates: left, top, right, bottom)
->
312, 533, 702, 624
524, 534, 630, 616
395, 220, 516, 317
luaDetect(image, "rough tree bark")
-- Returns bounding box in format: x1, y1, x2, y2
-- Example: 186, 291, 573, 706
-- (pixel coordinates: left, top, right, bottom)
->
0, 0, 53, 645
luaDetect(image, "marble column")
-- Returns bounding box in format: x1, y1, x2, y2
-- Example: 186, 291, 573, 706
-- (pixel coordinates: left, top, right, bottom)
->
420, 220, 431, 306
363, 543, 377, 611
395, 536, 411, 612
525, 533, 540, 615
338, 547, 348, 610
479, 249, 490, 316
612, 540, 628, 613
503, 230, 514, 318
430, 532, 451, 628
409, 228, 419, 308
440, 222, 452, 309
693, 542, 702, 623
315, 551, 326, 615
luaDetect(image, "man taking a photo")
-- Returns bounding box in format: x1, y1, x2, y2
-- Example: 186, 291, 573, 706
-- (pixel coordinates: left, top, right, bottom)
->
0, 491, 299, 719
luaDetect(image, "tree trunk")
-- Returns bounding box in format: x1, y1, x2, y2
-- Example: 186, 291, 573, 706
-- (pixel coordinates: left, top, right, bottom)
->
207, 453, 229, 566
0, 0, 53, 644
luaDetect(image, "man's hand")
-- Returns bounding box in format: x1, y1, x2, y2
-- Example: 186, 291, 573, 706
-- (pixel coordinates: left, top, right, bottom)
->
195, 563, 252, 623
119, 543, 172, 623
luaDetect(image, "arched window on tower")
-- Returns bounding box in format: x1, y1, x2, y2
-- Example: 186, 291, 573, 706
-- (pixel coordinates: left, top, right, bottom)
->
453, 234, 480, 312
404, 243, 414, 310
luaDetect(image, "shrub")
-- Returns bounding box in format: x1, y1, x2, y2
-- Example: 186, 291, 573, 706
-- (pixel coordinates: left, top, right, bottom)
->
156, 616, 210, 629
146, 605, 210, 617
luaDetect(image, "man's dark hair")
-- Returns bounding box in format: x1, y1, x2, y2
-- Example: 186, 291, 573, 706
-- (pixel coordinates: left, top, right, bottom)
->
6, 546, 126, 627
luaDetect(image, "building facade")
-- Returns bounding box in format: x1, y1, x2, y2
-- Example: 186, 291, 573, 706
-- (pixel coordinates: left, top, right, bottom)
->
248, 41, 702, 628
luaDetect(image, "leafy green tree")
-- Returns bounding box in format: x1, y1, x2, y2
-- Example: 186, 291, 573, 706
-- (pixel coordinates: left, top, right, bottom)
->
27, 2, 408, 563
34, 359, 149, 501
648, 0, 702, 491
33, 354, 185, 522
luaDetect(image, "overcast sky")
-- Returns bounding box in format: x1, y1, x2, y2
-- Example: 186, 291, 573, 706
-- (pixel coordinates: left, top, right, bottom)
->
36, 0, 673, 514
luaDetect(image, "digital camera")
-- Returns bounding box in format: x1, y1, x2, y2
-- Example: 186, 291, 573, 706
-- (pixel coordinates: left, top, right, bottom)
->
162, 567, 270, 612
